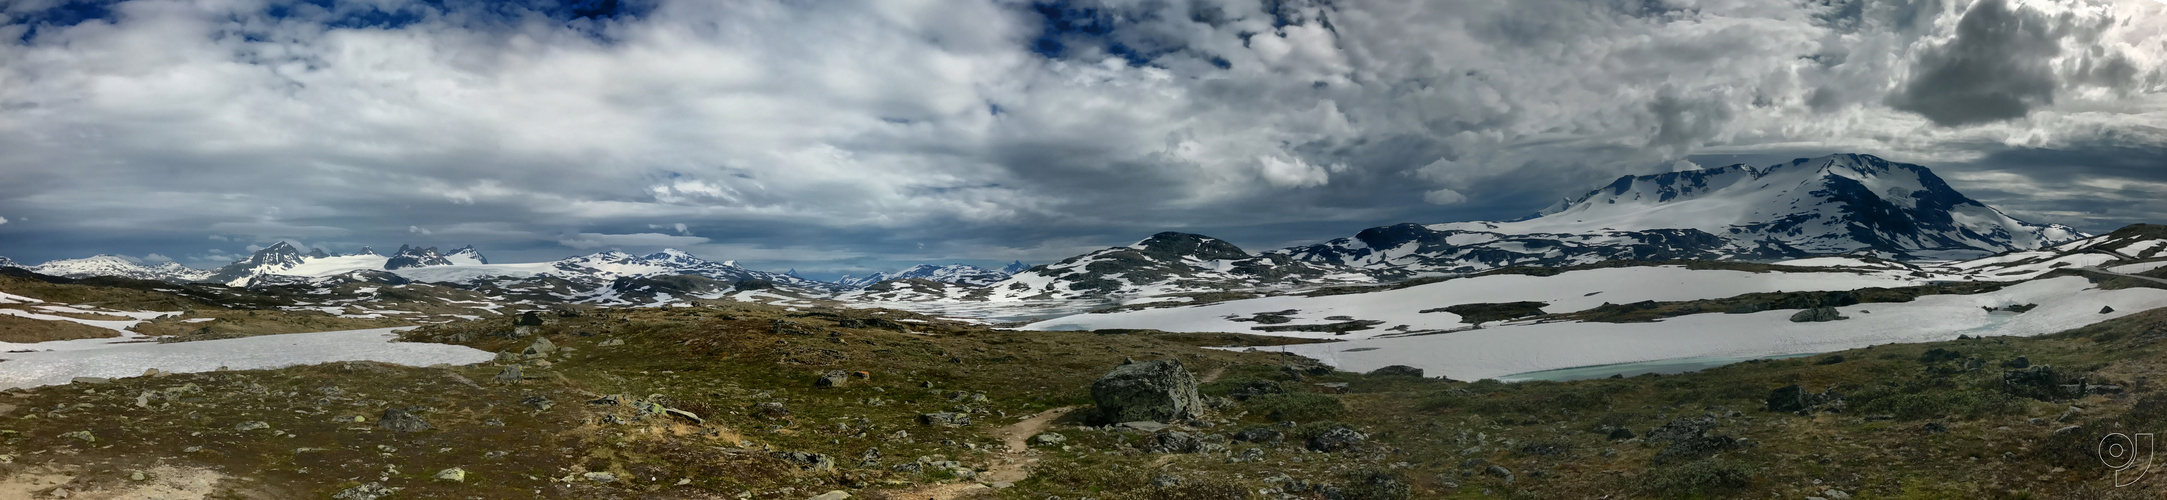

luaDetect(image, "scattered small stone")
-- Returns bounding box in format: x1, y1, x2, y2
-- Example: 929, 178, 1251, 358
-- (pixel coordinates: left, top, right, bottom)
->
332, 482, 399, 500
1151, 474, 1183, 488
69, 377, 110, 385
806, 491, 851, 500
435, 467, 466, 482
60, 430, 93, 443
597, 338, 625, 347
774, 451, 836, 470
2102, 306, 2116, 314
1484, 465, 1515, 484
583, 471, 617, 483
1233, 427, 1285, 445
520, 395, 554, 412
234, 421, 270, 431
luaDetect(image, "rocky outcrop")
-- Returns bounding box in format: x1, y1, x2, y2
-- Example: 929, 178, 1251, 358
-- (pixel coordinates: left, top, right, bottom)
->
1367, 365, 1425, 378
1089, 359, 1203, 424
1646, 417, 1736, 464
1789, 307, 1847, 322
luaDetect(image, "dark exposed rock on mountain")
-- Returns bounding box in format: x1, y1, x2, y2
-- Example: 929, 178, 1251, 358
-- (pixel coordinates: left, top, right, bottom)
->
385, 245, 454, 270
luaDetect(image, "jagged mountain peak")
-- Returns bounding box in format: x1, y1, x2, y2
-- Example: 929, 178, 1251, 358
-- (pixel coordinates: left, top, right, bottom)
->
385, 245, 452, 270
445, 245, 488, 265
355, 246, 378, 256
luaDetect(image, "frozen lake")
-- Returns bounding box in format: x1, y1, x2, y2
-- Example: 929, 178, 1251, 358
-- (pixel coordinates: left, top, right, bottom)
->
0, 327, 497, 389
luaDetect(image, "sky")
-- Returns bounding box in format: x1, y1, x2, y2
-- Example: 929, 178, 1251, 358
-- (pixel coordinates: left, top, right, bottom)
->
0, 0, 2163, 280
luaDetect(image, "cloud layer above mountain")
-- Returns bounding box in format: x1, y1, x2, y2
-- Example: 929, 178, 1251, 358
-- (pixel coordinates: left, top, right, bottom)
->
1, 0, 2163, 276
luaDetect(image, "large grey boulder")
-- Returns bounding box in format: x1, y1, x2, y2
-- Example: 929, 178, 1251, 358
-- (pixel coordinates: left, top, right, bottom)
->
1090, 359, 1203, 424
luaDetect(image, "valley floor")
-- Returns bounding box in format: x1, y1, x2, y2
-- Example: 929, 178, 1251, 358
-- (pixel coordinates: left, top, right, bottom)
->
0, 300, 2158, 498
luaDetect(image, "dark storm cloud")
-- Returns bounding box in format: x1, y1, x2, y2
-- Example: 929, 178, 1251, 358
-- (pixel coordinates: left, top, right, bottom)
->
1887, 0, 2066, 126
0, 0, 2162, 276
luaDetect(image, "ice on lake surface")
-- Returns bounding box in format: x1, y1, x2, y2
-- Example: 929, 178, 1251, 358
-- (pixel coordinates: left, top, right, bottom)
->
0, 327, 496, 389
1498, 353, 1820, 382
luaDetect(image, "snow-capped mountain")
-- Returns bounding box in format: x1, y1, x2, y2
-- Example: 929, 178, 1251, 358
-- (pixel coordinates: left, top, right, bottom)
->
1285, 153, 2085, 275
445, 245, 487, 265
206, 241, 313, 285
547, 249, 829, 289
1001, 261, 1031, 274
23, 255, 213, 282
0, 256, 17, 269
837, 264, 1013, 288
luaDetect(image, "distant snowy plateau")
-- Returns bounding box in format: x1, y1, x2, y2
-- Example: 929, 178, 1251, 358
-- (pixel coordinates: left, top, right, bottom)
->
7, 153, 2167, 382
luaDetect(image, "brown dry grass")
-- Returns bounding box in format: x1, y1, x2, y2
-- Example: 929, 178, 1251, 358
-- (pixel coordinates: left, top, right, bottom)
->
0, 313, 120, 342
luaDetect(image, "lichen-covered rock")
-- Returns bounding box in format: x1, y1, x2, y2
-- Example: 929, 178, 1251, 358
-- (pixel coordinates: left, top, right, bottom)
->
1089, 359, 1202, 424
520, 337, 555, 359
1029, 433, 1066, 446
494, 365, 523, 384
1307, 425, 1367, 452
918, 412, 970, 427
773, 451, 836, 470
380, 407, 433, 432
815, 370, 849, 387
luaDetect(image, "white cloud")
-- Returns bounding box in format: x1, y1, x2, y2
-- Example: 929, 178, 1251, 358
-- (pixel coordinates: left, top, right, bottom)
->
1423, 189, 1469, 206
0, 0, 2161, 263
0, 216, 8, 225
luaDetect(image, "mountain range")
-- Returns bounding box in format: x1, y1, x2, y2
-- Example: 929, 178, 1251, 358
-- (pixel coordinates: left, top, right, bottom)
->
1280, 153, 2081, 276
836, 262, 1024, 288
0, 153, 2094, 306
